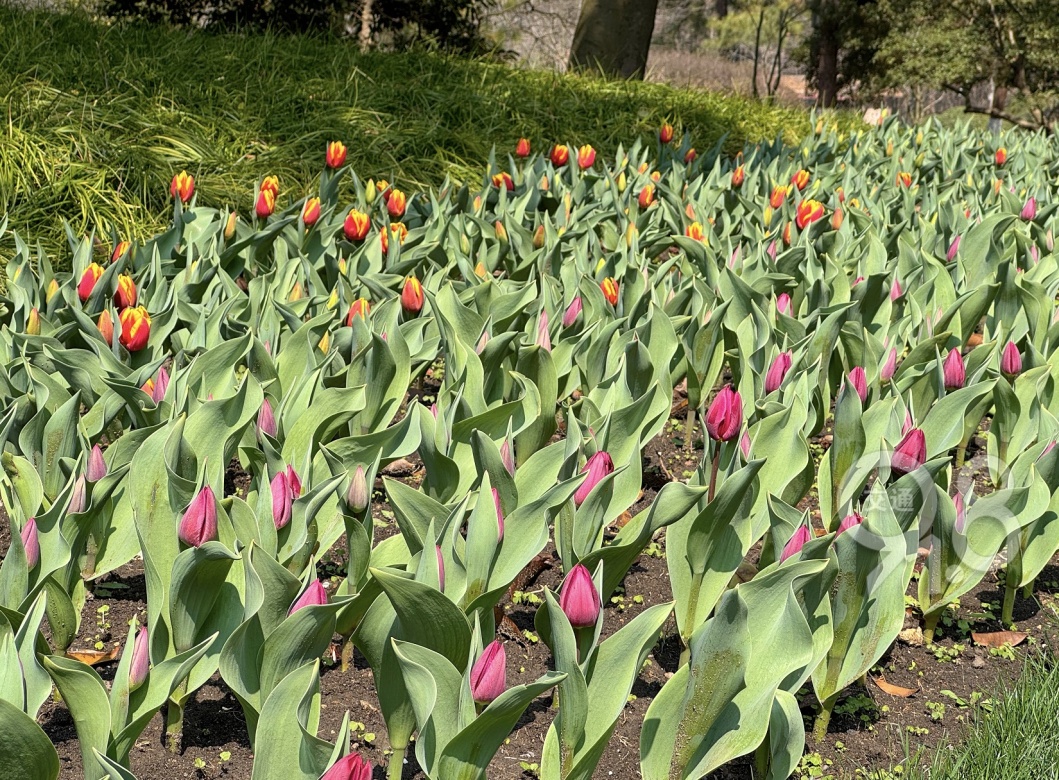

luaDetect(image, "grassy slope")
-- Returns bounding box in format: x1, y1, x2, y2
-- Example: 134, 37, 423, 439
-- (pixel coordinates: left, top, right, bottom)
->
0, 6, 816, 254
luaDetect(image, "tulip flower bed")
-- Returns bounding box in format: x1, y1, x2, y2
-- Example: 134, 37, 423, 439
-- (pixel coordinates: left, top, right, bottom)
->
2, 116, 1059, 780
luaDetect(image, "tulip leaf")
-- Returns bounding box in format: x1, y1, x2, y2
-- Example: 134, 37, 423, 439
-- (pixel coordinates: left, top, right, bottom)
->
0, 697, 60, 780
42, 655, 112, 780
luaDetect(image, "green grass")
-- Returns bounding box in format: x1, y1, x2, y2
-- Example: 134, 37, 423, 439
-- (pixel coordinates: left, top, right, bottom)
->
0, 6, 822, 258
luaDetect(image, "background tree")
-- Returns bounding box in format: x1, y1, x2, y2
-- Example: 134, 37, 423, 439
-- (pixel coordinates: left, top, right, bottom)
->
568, 0, 660, 79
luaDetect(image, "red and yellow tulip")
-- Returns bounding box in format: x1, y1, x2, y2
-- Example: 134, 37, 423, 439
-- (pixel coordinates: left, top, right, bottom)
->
577, 145, 596, 170
686, 222, 705, 241
550, 145, 570, 166
260, 176, 280, 198
995, 147, 1007, 166
97, 311, 114, 346
731, 165, 745, 188
659, 123, 674, 144
325, 141, 347, 169
492, 172, 514, 191
386, 189, 407, 219
302, 197, 321, 227
401, 276, 424, 315
111, 241, 131, 262
343, 209, 371, 241
255, 189, 276, 218
381, 222, 408, 254
516, 138, 531, 158
78, 263, 104, 303
790, 169, 810, 191
170, 170, 195, 204
346, 298, 370, 325
114, 274, 137, 310
119, 306, 150, 351
638, 184, 655, 209
795, 199, 825, 230
600, 277, 619, 306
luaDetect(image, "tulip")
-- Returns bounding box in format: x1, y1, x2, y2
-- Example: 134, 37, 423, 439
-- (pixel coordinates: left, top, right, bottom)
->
26, 308, 40, 336
782, 222, 792, 245
659, 123, 674, 144
401, 276, 424, 316
535, 309, 551, 351
258, 398, 277, 439
20, 517, 39, 569
835, 512, 864, 538
791, 169, 810, 191
896, 171, 912, 187
577, 145, 596, 170
953, 492, 966, 534
532, 224, 546, 249
374, 179, 391, 201
289, 580, 328, 616
129, 626, 150, 688
387, 189, 407, 219
87, 444, 108, 482
97, 311, 114, 346
830, 207, 844, 230
890, 279, 902, 301
470, 640, 507, 704
600, 277, 619, 306
769, 185, 788, 209
287, 465, 302, 498
1021, 197, 1037, 220
111, 241, 131, 262
114, 274, 137, 310
995, 148, 1007, 166
731, 165, 744, 187
347, 465, 369, 514
119, 306, 151, 352
943, 349, 965, 390
178, 486, 218, 547
302, 197, 321, 227
780, 524, 812, 563
346, 298, 371, 325
500, 438, 515, 476
260, 175, 280, 198
795, 199, 825, 229
44, 279, 58, 304
706, 386, 742, 442
550, 145, 570, 166
562, 297, 582, 328
321, 753, 372, 780
325, 141, 347, 169
946, 235, 961, 262
776, 292, 791, 315
1001, 341, 1022, 377
491, 487, 505, 540
78, 263, 104, 302
880, 347, 898, 382
271, 471, 293, 530
170, 170, 195, 204
638, 185, 655, 208
847, 366, 868, 403
436, 545, 446, 591
574, 451, 614, 507
891, 428, 927, 477
559, 563, 600, 628
685, 221, 705, 241
515, 138, 531, 158
149, 367, 169, 404
343, 209, 370, 241
492, 172, 514, 191
382, 222, 408, 254
739, 430, 751, 459
68, 475, 87, 515
765, 351, 792, 393
684, 148, 698, 164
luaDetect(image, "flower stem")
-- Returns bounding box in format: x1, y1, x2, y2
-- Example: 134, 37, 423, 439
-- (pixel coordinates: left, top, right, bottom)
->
1002, 557, 1021, 626
923, 611, 940, 645
388, 746, 406, 780
165, 679, 188, 753
685, 406, 697, 453
708, 449, 720, 503
813, 695, 837, 743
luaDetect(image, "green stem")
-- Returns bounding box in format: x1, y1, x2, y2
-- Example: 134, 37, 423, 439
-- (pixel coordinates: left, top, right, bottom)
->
923, 612, 940, 645
685, 406, 697, 453
955, 441, 967, 470
165, 679, 188, 753
754, 735, 770, 778
678, 644, 691, 670
1002, 559, 1020, 626
813, 695, 837, 743
340, 636, 355, 673
995, 438, 1009, 488
1023, 582, 1034, 599
388, 746, 406, 780
708, 448, 720, 503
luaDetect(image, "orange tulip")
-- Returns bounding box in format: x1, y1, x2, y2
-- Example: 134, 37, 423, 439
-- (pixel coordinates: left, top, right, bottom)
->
783, 222, 792, 245
114, 274, 137, 310
492, 172, 514, 191
577, 145, 596, 170
111, 241, 131, 262
326, 141, 347, 169
896, 171, 912, 187
686, 222, 705, 241
550, 145, 570, 166
516, 138, 531, 158
638, 185, 655, 209
343, 209, 371, 241
533, 224, 546, 248
375, 179, 392, 201
78, 263, 104, 303
170, 170, 195, 204
381, 222, 408, 254
830, 207, 844, 230
601, 277, 619, 306
401, 276, 424, 315
346, 298, 371, 325
119, 306, 150, 351
659, 123, 674, 144
387, 189, 407, 219
97, 310, 114, 346
795, 199, 825, 230
255, 189, 276, 218
769, 185, 789, 209
260, 176, 280, 198
995, 147, 1007, 166
731, 165, 745, 188
302, 197, 321, 227
790, 169, 810, 191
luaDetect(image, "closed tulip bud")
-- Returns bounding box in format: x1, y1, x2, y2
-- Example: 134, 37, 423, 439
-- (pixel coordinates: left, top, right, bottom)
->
766, 239, 778, 261
897, 171, 912, 187
830, 207, 844, 230
1021, 197, 1037, 220
782, 222, 792, 245
387, 189, 407, 219
891, 428, 927, 477
129, 626, 150, 688
382, 222, 408, 255
1000, 340, 1021, 377
68, 475, 87, 515
258, 398, 277, 439
325, 141, 347, 169
255, 189, 275, 219
346, 298, 370, 325
289, 580, 328, 616
769, 185, 788, 209
739, 430, 751, 459
943, 349, 965, 390
532, 224, 546, 248
271, 471, 293, 529
260, 175, 280, 198
470, 640, 507, 704
492, 172, 514, 191
890, 279, 902, 301
87, 444, 108, 482
111, 241, 131, 262
516, 138, 531, 158
685, 221, 705, 241
684, 148, 698, 164
115, 274, 137, 310
638, 184, 655, 208
550, 144, 569, 166
302, 197, 321, 227
170, 170, 195, 204
946, 235, 961, 262
780, 524, 812, 563
574, 450, 614, 507
795, 199, 825, 229
97, 310, 114, 346
224, 212, 238, 240
491, 487, 505, 540
26, 308, 40, 336
321, 754, 372, 780
576, 144, 595, 170
847, 366, 868, 403
902, 411, 914, 436
347, 465, 369, 514
343, 209, 370, 241
20, 517, 39, 569
953, 492, 967, 534
659, 123, 674, 144
286, 465, 302, 498
500, 438, 515, 476
178, 486, 218, 547
118, 306, 151, 352
559, 563, 600, 628
706, 385, 742, 442
535, 309, 551, 351
765, 351, 792, 393
46, 279, 60, 303
433, 545, 445, 591
835, 512, 864, 538
401, 276, 424, 315
995, 148, 1007, 166
600, 277, 619, 306
731, 165, 745, 187
616, 170, 627, 192
562, 297, 582, 327
78, 262, 104, 302
881, 348, 898, 382
776, 293, 791, 315
791, 169, 810, 191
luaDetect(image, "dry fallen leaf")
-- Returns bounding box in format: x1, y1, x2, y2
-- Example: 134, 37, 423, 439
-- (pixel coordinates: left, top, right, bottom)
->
872, 675, 918, 697
66, 646, 120, 666
971, 630, 1027, 648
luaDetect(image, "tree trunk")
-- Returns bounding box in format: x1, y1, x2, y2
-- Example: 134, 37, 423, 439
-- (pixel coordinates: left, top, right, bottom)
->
358, 0, 374, 51
715, 0, 728, 18
569, 0, 660, 79
816, 28, 839, 107
989, 82, 1007, 134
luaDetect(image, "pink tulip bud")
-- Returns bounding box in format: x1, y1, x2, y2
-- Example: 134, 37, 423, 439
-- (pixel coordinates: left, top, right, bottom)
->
852, 276, 865, 287
764, 351, 792, 394
152, 368, 170, 404
890, 279, 902, 301
320, 753, 372, 780
943, 349, 965, 390
946, 235, 961, 262
780, 524, 812, 562
470, 640, 507, 704
881, 348, 898, 382
492, 487, 505, 541
1031, 244, 1039, 263
891, 428, 927, 477
129, 626, 150, 688
258, 399, 278, 439
953, 492, 966, 534
574, 451, 614, 507
67, 475, 87, 515
436, 546, 446, 591
1001, 341, 1022, 377
430, 403, 439, 419
847, 367, 868, 403
739, 430, 751, 459
178, 486, 218, 547
776, 293, 791, 315
1021, 197, 1037, 220
288, 580, 328, 615
835, 512, 864, 537
271, 471, 293, 529
766, 240, 778, 261
562, 297, 583, 327
20, 517, 39, 569
476, 330, 489, 355
536, 309, 551, 352
559, 563, 600, 628
347, 465, 369, 514
287, 465, 302, 498
902, 411, 914, 436
500, 438, 515, 476
87, 444, 108, 483
705, 386, 742, 442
